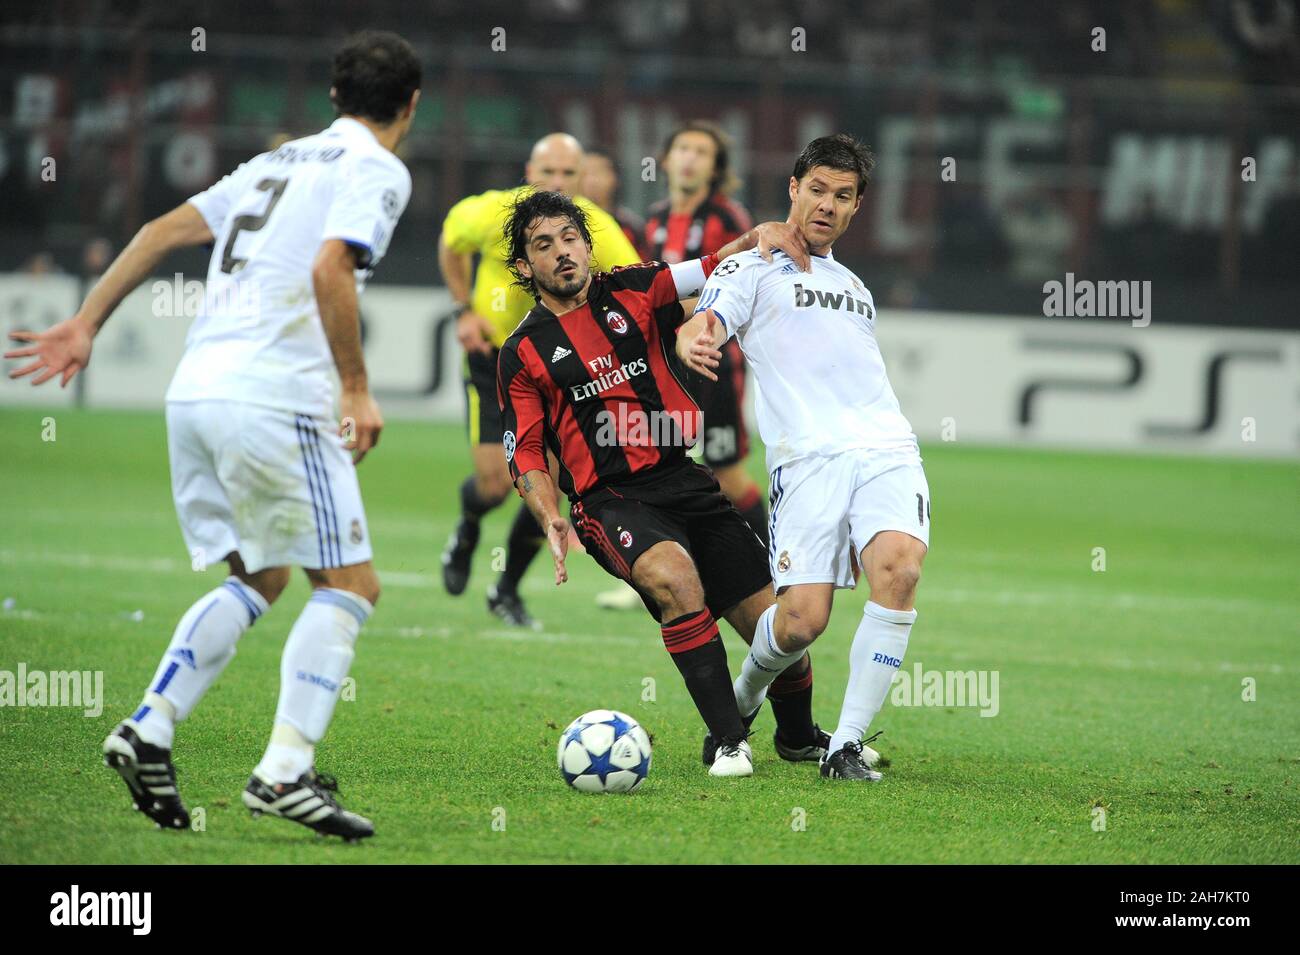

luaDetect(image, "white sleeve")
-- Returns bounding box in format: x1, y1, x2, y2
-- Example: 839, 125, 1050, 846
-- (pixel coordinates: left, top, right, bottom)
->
692, 253, 761, 342
322, 152, 412, 269
667, 259, 707, 299
187, 157, 259, 234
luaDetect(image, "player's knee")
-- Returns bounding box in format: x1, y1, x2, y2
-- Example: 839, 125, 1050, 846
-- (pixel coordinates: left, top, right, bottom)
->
648, 574, 704, 616
776, 602, 830, 651
635, 554, 703, 617
479, 473, 513, 505
877, 557, 921, 604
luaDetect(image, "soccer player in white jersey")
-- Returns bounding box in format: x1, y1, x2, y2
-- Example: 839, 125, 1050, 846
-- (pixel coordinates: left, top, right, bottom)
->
4, 32, 421, 835
674, 134, 929, 782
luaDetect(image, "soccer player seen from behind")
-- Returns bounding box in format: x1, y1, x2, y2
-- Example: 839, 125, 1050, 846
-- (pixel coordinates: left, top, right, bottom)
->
497, 190, 828, 777
5, 31, 421, 834
437, 134, 641, 629
676, 134, 930, 782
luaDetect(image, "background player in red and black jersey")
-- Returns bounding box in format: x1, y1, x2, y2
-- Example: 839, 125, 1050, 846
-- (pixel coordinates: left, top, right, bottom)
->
644, 121, 770, 550
497, 190, 830, 775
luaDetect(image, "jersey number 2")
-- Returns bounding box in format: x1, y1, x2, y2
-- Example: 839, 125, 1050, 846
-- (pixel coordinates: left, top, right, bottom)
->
220, 177, 288, 274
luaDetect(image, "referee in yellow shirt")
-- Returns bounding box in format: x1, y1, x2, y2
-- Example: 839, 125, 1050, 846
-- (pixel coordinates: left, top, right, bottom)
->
437, 133, 639, 627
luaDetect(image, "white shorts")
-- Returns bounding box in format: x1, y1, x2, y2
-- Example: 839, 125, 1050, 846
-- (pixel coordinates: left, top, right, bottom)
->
767, 448, 930, 591
166, 400, 372, 573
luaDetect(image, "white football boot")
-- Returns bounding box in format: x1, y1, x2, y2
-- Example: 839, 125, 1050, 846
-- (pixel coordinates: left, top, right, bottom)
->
707, 738, 754, 777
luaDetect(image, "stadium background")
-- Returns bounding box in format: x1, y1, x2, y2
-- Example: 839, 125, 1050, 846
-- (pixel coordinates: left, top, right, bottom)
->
1, 0, 1298, 455
0, 1, 1297, 865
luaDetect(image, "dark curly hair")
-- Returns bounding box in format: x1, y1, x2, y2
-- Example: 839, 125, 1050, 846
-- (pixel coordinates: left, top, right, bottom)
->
504, 189, 594, 294
791, 134, 876, 197
331, 31, 422, 124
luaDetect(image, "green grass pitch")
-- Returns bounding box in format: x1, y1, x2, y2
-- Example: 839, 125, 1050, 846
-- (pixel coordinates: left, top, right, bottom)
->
0, 406, 1296, 864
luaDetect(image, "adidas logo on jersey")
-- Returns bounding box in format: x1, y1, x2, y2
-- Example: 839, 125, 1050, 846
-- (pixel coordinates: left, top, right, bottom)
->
793, 283, 874, 320
551, 345, 572, 363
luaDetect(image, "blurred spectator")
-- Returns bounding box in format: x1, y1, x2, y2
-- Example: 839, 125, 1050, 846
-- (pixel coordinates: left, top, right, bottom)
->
21, 252, 61, 276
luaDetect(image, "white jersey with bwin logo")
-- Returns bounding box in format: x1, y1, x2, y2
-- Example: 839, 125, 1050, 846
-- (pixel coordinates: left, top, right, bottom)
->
695, 247, 929, 588
694, 247, 917, 473
167, 116, 411, 421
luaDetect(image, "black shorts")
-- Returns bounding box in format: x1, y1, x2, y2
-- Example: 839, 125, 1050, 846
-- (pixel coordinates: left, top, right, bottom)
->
570, 460, 772, 622
464, 348, 503, 446
687, 339, 750, 468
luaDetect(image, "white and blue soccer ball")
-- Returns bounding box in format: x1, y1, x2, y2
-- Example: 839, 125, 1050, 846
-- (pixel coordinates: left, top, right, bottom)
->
557, 709, 652, 793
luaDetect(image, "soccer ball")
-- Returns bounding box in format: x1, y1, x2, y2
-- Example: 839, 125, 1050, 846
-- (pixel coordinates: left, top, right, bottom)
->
557, 709, 652, 793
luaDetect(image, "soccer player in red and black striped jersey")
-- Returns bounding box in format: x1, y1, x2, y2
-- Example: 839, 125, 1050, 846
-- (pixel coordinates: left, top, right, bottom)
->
497, 190, 829, 776
645, 121, 769, 548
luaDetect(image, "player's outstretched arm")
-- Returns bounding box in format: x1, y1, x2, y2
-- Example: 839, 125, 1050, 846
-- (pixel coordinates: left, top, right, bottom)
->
717, 221, 811, 272
515, 468, 569, 585
4, 202, 214, 386
675, 309, 725, 382
314, 238, 383, 464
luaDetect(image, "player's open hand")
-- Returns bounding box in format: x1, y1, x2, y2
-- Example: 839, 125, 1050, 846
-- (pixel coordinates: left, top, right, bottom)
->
455, 309, 495, 356
546, 516, 570, 585
754, 221, 811, 272
681, 311, 722, 382
4, 317, 94, 387
340, 389, 384, 464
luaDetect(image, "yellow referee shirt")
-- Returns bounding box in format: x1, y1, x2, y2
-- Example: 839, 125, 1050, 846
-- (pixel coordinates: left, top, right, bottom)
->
441, 185, 641, 348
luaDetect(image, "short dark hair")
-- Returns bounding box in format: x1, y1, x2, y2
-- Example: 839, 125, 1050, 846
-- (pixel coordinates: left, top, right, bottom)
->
664, 120, 738, 196
505, 190, 593, 293
331, 31, 421, 124
791, 134, 876, 197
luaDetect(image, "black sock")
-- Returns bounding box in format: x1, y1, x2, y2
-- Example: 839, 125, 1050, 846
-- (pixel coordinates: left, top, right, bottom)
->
460, 475, 494, 524
770, 652, 817, 744
498, 502, 543, 593
661, 611, 745, 741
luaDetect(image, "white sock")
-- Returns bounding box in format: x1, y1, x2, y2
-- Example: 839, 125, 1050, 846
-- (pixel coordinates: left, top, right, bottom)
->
733, 604, 805, 718
257, 588, 371, 782
827, 601, 916, 756
255, 724, 316, 784
129, 577, 268, 748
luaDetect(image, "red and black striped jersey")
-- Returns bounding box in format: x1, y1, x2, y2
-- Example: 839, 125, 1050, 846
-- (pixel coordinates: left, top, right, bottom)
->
497, 255, 720, 499
645, 192, 752, 263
